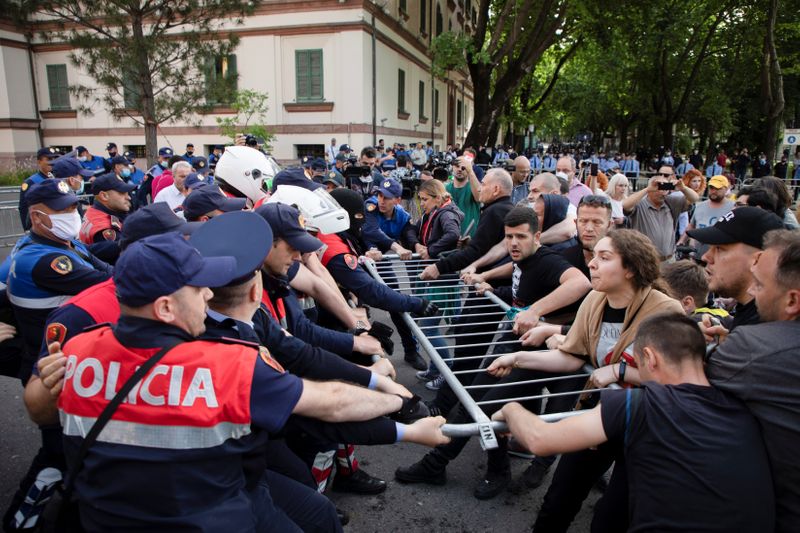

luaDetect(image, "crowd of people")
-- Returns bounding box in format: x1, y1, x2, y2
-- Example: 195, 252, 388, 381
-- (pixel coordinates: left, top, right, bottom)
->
0, 136, 797, 532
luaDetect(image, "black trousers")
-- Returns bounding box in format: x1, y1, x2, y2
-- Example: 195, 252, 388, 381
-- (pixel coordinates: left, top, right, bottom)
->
533, 443, 628, 533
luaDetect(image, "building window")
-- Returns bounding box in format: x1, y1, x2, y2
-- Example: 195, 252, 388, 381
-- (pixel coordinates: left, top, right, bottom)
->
51, 145, 72, 154
205, 54, 238, 104
398, 69, 406, 113
296, 49, 324, 102
419, 81, 427, 120
125, 145, 146, 159
399, 0, 407, 13
46, 64, 70, 110
457, 99, 463, 126
420, 0, 427, 34
122, 77, 141, 109
295, 144, 324, 159
435, 3, 444, 36
434, 88, 440, 122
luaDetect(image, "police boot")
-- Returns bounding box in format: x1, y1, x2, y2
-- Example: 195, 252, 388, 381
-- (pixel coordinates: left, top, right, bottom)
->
394, 452, 447, 486
332, 468, 387, 495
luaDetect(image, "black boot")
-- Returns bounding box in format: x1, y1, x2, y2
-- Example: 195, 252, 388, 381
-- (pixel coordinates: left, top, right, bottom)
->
395, 453, 447, 485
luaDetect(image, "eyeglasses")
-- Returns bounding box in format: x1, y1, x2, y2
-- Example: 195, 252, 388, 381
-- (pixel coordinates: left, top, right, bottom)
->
579, 194, 612, 207
655, 173, 675, 178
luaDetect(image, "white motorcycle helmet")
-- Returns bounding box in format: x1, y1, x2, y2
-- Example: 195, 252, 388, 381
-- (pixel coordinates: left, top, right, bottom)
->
267, 185, 350, 234
214, 146, 278, 204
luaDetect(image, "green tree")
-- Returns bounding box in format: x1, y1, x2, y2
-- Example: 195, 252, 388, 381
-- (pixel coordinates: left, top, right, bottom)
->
216, 89, 275, 150
30, 0, 255, 164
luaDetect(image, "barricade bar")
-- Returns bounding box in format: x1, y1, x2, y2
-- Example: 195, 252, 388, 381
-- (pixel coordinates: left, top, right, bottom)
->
441, 409, 588, 438
475, 386, 609, 406
464, 372, 589, 390
415, 320, 513, 330
362, 256, 500, 450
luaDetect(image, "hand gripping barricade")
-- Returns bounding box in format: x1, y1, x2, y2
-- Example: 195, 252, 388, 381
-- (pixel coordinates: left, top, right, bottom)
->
363, 253, 619, 450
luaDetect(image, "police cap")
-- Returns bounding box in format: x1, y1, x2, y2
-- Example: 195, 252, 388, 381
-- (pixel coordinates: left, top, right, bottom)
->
115, 233, 237, 307
120, 202, 199, 250
311, 157, 327, 172
105, 142, 117, 151
36, 147, 61, 159
255, 203, 322, 253
158, 146, 174, 157
192, 156, 209, 174
93, 173, 137, 194
51, 157, 94, 179
26, 179, 80, 211
189, 211, 272, 285
323, 169, 345, 188
184, 172, 209, 191
183, 186, 246, 221
109, 155, 129, 166
75, 145, 88, 155
376, 177, 402, 199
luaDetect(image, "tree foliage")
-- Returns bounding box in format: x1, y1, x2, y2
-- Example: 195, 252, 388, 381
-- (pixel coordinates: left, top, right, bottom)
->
27, 0, 255, 163
216, 89, 275, 150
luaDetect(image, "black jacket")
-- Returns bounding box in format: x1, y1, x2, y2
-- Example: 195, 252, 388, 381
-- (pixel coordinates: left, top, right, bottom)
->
436, 196, 513, 274
407, 201, 464, 258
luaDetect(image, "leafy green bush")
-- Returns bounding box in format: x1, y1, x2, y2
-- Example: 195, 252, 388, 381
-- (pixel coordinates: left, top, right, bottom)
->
0, 167, 34, 186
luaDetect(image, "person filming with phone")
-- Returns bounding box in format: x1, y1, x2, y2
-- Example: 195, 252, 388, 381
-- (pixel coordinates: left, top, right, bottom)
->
622, 164, 699, 262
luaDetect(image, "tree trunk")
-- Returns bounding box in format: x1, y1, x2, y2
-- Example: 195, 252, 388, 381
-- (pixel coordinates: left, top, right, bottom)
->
760, 0, 784, 159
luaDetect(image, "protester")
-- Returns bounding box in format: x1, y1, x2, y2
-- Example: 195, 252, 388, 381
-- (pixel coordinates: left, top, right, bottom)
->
604, 173, 628, 226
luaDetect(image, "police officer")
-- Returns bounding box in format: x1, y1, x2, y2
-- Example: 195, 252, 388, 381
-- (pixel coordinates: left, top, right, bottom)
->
192, 155, 211, 181
102, 142, 118, 172
323, 169, 345, 192
123, 150, 145, 185
183, 185, 247, 222
78, 173, 137, 264
362, 179, 424, 369
208, 145, 223, 169
50, 157, 93, 199
183, 142, 197, 166
18, 147, 61, 229
271, 167, 324, 193
107, 154, 131, 182
322, 189, 439, 363
146, 146, 174, 179
42, 229, 446, 531
75, 146, 106, 177
8, 179, 112, 383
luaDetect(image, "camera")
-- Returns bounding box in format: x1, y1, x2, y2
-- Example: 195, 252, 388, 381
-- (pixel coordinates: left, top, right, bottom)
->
657, 181, 675, 191
426, 154, 452, 184
244, 134, 259, 147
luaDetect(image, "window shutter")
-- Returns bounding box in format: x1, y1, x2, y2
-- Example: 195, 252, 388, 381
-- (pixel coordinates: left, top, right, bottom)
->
419, 81, 425, 118
227, 54, 238, 92
47, 64, 70, 110
310, 50, 322, 100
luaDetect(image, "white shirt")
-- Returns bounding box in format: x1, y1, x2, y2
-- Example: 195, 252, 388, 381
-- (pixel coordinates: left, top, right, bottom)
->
153, 184, 187, 219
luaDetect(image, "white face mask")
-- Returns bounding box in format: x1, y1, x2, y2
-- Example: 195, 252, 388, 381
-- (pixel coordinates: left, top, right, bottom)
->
42, 210, 81, 241
78, 156, 88, 162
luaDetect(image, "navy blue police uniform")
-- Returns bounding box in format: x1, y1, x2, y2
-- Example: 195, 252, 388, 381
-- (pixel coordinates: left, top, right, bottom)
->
8, 180, 112, 383
57, 229, 341, 533
18, 147, 61, 229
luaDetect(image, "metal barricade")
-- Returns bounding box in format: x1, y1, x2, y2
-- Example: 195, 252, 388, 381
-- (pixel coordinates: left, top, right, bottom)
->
364, 254, 617, 450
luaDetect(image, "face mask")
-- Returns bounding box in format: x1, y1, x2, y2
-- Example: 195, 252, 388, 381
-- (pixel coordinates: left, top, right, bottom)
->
186, 151, 193, 156
160, 160, 169, 168
760, 158, 766, 163
78, 156, 87, 162
40, 210, 81, 241
121, 168, 132, 178
74, 179, 85, 195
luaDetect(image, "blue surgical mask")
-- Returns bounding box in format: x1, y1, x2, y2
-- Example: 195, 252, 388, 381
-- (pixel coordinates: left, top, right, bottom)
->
160, 160, 169, 169
121, 168, 132, 178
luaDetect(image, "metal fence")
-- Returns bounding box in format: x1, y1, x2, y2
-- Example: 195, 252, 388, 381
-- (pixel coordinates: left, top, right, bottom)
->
364, 254, 617, 449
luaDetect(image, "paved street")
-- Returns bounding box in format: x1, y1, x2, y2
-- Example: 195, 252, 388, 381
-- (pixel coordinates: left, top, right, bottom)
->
0, 308, 598, 532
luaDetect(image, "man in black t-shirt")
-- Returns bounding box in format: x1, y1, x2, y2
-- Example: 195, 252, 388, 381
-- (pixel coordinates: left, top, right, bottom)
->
494, 314, 774, 532
560, 196, 614, 279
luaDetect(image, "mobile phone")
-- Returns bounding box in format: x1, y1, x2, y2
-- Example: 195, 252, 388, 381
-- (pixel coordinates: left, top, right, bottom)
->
657, 181, 675, 191
463, 153, 474, 163
590, 163, 598, 177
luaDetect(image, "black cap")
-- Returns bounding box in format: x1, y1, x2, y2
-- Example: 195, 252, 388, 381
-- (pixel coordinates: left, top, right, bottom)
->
183, 186, 247, 221
339, 144, 351, 153
92, 173, 137, 194
189, 211, 272, 285
311, 157, 327, 171
686, 207, 784, 250
123, 150, 136, 162
120, 202, 200, 249
51, 157, 94, 179
184, 172, 209, 190
37, 147, 60, 159
105, 142, 117, 151
75, 145, 88, 155
334, 153, 347, 162
109, 155, 129, 166
192, 156, 209, 174
26, 179, 79, 210
255, 203, 323, 253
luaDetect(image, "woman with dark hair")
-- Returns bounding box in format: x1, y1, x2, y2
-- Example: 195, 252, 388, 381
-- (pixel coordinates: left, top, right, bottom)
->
486, 229, 683, 532
759, 176, 799, 228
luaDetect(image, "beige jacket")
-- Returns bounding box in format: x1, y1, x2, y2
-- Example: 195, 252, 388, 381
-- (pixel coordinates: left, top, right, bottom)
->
559, 287, 684, 368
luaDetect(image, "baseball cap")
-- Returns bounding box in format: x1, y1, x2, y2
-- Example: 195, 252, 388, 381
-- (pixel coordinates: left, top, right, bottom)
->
707, 175, 730, 189
192, 156, 209, 174
184, 172, 209, 190
189, 211, 272, 285
686, 206, 784, 250
300, 155, 314, 168
120, 202, 199, 250
75, 146, 88, 155
339, 144, 351, 153
92, 173, 137, 194
255, 203, 323, 253
26, 179, 80, 210
123, 150, 136, 162
114, 233, 237, 307
51, 157, 94, 179
186, 143, 194, 148
105, 142, 117, 151
183, 186, 246, 221
323, 169, 344, 187
109, 155, 129, 166
376, 177, 402, 199
334, 153, 347, 162
158, 146, 174, 157
311, 157, 327, 172
37, 147, 61, 159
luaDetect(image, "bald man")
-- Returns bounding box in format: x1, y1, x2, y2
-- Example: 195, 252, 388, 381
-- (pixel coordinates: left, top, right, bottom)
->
511, 156, 532, 204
